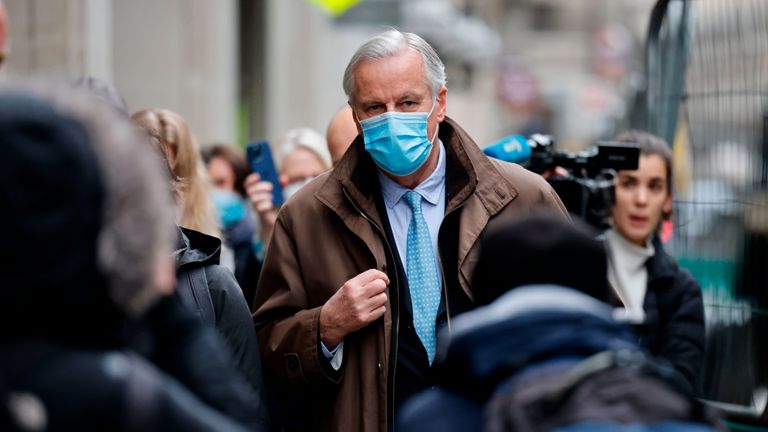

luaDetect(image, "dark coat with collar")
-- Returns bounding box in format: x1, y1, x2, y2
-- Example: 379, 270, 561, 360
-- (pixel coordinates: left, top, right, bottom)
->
252, 117, 568, 431
638, 236, 706, 395
175, 227, 270, 427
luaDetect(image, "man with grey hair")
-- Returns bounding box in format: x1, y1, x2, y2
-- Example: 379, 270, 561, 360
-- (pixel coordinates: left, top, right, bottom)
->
253, 29, 567, 431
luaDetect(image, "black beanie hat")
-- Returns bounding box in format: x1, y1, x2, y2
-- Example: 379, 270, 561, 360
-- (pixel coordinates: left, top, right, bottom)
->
0, 91, 107, 334
471, 211, 609, 306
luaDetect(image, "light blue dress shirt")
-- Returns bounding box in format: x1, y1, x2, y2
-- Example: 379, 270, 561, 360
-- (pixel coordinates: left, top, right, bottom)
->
321, 141, 447, 368
377, 141, 446, 287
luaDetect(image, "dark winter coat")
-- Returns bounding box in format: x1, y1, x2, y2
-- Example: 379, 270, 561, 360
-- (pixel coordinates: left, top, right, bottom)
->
222, 209, 262, 305
1, 296, 268, 432
636, 236, 707, 395
175, 227, 270, 426
397, 285, 723, 432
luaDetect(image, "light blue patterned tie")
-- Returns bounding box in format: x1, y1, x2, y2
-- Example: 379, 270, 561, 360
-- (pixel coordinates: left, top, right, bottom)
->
404, 190, 441, 364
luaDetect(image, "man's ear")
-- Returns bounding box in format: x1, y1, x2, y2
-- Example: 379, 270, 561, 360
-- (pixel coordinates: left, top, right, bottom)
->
348, 100, 363, 137
435, 87, 448, 123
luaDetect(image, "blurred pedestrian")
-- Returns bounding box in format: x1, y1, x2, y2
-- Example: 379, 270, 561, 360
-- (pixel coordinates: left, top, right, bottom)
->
132, 109, 220, 238
398, 212, 723, 432
203, 144, 262, 304
134, 115, 270, 425
73, 76, 130, 117
606, 130, 706, 394
0, 85, 265, 431
326, 103, 358, 166
243, 127, 330, 250
252, 29, 567, 431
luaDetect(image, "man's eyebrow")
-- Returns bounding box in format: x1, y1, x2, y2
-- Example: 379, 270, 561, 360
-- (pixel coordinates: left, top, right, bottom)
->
359, 98, 383, 106
397, 93, 419, 100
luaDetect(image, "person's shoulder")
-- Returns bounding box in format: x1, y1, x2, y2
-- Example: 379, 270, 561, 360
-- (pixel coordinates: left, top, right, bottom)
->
203, 263, 238, 291
484, 157, 566, 214
672, 265, 703, 297
488, 157, 551, 191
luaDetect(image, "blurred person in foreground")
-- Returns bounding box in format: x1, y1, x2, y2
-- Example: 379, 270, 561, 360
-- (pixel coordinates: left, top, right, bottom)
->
398, 212, 724, 432
133, 111, 269, 425
252, 29, 567, 431
243, 127, 331, 250
73, 76, 130, 117
605, 130, 705, 394
326, 103, 359, 166
0, 86, 266, 431
203, 144, 262, 303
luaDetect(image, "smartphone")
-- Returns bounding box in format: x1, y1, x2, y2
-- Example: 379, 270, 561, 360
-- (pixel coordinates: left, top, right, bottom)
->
246, 140, 285, 207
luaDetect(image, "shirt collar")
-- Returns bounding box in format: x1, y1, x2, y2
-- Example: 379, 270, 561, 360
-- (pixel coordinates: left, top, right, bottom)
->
377, 140, 446, 209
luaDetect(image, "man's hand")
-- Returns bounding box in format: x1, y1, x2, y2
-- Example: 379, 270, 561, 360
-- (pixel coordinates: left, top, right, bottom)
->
244, 172, 279, 247
319, 269, 389, 349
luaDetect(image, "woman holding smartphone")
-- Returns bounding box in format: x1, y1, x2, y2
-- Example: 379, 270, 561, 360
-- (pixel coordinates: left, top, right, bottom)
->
605, 130, 706, 395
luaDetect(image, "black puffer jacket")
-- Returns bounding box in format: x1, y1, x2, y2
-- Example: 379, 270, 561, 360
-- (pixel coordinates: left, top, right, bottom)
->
638, 236, 706, 395
174, 227, 269, 425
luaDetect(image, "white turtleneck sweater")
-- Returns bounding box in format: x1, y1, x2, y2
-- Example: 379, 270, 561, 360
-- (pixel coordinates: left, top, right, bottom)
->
604, 228, 655, 323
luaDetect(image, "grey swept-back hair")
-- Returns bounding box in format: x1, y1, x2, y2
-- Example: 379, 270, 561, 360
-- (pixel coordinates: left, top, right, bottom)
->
343, 29, 446, 100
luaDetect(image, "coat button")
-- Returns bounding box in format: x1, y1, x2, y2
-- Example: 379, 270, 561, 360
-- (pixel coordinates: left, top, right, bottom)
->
287, 356, 299, 371
377, 362, 383, 373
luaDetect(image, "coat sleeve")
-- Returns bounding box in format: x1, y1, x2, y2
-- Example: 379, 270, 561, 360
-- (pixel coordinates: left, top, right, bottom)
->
205, 265, 271, 426
657, 268, 706, 394
492, 159, 570, 221
252, 209, 341, 386
538, 178, 570, 220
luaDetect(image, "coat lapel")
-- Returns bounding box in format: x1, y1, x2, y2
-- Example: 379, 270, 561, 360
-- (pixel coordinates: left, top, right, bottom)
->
440, 118, 517, 298
314, 137, 387, 271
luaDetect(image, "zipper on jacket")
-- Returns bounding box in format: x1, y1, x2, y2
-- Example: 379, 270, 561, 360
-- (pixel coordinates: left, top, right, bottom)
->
342, 187, 401, 430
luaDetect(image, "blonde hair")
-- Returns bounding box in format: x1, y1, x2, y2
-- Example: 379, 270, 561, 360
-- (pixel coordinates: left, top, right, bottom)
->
132, 109, 220, 237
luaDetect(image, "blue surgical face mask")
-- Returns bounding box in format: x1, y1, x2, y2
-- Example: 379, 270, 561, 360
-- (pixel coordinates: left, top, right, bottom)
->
357, 101, 439, 176
211, 189, 247, 229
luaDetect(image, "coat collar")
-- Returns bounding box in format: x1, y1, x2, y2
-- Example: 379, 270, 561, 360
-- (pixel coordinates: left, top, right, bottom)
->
646, 235, 678, 285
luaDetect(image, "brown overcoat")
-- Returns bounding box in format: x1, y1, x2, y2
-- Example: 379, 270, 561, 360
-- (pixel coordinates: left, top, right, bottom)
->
253, 117, 568, 431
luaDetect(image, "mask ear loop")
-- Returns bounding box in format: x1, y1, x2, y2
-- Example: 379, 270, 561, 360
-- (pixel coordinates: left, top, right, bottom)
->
427, 98, 439, 143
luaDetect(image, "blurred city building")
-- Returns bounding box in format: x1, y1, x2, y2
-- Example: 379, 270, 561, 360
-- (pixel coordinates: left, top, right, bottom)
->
1, 0, 654, 149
